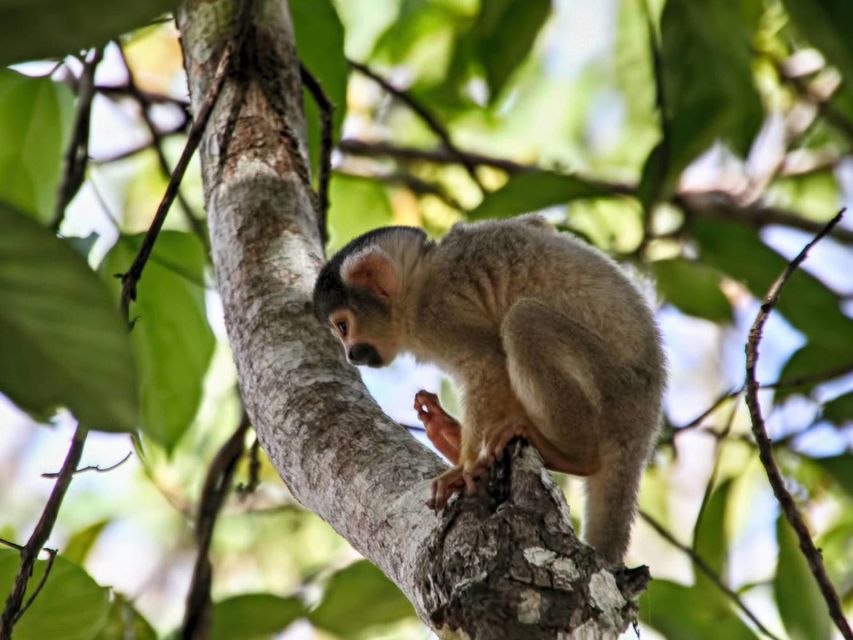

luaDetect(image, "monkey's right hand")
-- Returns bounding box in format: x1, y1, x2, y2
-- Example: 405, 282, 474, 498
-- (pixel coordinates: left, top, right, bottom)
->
427, 463, 483, 510
414, 390, 461, 464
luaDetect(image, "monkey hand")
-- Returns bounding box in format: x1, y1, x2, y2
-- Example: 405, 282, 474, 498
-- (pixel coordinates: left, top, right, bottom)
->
414, 390, 461, 464
427, 461, 487, 510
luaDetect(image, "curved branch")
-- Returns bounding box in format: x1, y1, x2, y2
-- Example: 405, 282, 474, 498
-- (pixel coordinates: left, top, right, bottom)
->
178, 1, 647, 636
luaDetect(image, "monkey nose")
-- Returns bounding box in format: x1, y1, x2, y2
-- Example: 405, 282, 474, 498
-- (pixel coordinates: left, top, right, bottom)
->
348, 343, 383, 367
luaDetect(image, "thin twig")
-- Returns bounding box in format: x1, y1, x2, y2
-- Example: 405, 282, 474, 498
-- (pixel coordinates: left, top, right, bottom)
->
181, 412, 251, 640
116, 42, 209, 250
744, 208, 851, 640
91, 121, 189, 164
339, 169, 465, 211
348, 61, 487, 193
41, 451, 133, 479
96, 83, 191, 109
236, 434, 262, 497
15, 548, 57, 623
52, 47, 102, 232
0, 426, 87, 639
119, 39, 235, 321
640, 511, 784, 640
299, 63, 334, 245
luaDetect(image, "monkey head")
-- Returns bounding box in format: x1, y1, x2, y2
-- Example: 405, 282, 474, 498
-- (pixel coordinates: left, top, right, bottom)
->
313, 227, 428, 367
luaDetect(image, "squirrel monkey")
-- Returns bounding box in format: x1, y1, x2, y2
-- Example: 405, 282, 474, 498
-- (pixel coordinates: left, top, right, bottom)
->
313, 216, 665, 564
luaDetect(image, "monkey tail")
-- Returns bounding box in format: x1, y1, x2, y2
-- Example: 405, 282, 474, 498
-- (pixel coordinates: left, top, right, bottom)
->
582, 445, 645, 566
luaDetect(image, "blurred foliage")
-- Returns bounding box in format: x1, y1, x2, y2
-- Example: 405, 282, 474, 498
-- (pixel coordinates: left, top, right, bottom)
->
1, 0, 852, 638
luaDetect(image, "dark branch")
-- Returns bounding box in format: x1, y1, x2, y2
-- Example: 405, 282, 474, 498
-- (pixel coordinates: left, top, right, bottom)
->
119, 39, 236, 321
744, 208, 852, 640
15, 548, 57, 623
116, 41, 209, 250
181, 412, 251, 640
90, 121, 189, 164
299, 63, 334, 245
0, 426, 87, 638
640, 512, 783, 640
41, 451, 132, 479
52, 47, 102, 232
347, 61, 487, 193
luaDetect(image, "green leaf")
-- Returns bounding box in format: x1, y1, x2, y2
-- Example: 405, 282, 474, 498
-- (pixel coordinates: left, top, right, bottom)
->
693, 479, 732, 580
327, 173, 394, 253
309, 560, 416, 638
0, 0, 177, 66
776, 345, 853, 398
0, 69, 73, 225
211, 594, 305, 640
652, 258, 733, 323
0, 203, 138, 430
643, 0, 761, 202
780, 1, 853, 87
290, 0, 347, 179
474, 0, 551, 99
101, 232, 214, 450
0, 549, 110, 640
813, 454, 853, 498
469, 171, 611, 221
96, 594, 156, 640
640, 579, 759, 640
692, 218, 853, 353
63, 520, 110, 565
65, 233, 100, 259
774, 516, 832, 640
823, 392, 853, 427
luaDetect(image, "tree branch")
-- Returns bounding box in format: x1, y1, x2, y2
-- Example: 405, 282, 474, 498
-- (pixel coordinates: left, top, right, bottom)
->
299, 63, 333, 245
744, 208, 852, 640
178, 1, 646, 636
0, 426, 87, 639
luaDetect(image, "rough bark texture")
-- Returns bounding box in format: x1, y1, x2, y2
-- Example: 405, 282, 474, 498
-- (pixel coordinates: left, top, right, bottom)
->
178, 1, 648, 637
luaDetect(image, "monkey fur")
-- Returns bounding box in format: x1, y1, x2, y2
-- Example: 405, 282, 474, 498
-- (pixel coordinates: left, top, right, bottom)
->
313, 216, 665, 565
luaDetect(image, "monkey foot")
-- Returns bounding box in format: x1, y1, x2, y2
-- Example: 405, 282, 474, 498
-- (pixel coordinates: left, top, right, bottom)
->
414, 390, 461, 463
427, 463, 485, 511
481, 423, 527, 466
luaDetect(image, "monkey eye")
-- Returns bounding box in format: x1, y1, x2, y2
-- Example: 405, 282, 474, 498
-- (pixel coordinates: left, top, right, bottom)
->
335, 320, 348, 337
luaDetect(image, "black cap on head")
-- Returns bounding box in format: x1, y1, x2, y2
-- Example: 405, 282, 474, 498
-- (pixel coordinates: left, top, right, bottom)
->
312, 226, 427, 322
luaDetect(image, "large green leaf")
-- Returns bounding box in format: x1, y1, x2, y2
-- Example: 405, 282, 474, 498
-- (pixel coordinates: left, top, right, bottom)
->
0, 203, 138, 430
309, 560, 416, 638
0, 549, 110, 640
63, 520, 110, 565
211, 594, 305, 640
641, 0, 761, 203
96, 594, 156, 640
473, 0, 551, 99
823, 392, 853, 427
0, 69, 73, 224
776, 344, 853, 397
692, 218, 853, 353
640, 579, 759, 640
813, 454, 853, 498
290, 0, 348, 179
327, 173, 394, 253
0, 0, 176, 66
693, 479, 732, 582
101, 232, 214, 450
652, 258, 733, 323
469, 171, 611, 220
780, 1, 853, 86
774, 516, 832, 640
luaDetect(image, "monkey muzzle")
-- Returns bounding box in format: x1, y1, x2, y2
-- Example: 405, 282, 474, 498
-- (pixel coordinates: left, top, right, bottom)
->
348, 343, 384, 367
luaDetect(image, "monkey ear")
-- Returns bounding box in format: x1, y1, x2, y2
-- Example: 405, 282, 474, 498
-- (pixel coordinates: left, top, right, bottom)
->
341, 249, 399, 302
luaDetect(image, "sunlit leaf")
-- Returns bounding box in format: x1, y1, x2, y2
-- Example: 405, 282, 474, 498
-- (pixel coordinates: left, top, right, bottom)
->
692, 218, 853, 352
823, 392, 853, 427
211, 594, 305, 640
327, 173, 394, 253
101, 232, 213, 450
96, 593, 156, 640
0, 549, 110, 640
774, 516, 832, 640
0, 203, 138, 430
640, 579, 759, 640
290, 0, 347, 178
473, 0, 551, 99
309, 560, 416, 638
63, 520, 110, 565
0, 69, 73, 225
0, 0, 176, 66
469, 171, 610, 220
693, 479, 732, 581
652, 258, 733, 323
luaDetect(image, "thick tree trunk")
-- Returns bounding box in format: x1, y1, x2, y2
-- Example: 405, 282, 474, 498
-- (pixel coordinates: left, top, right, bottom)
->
178, 1, 648, 637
